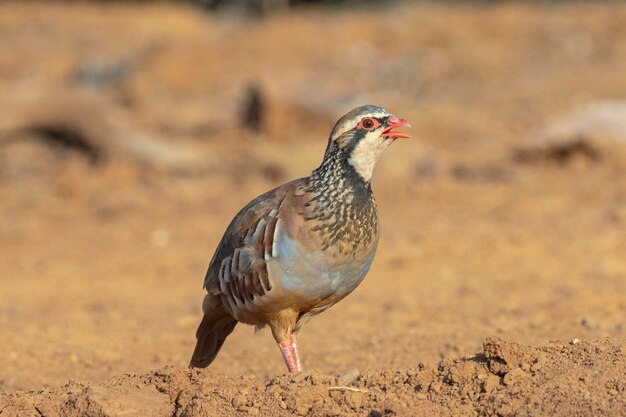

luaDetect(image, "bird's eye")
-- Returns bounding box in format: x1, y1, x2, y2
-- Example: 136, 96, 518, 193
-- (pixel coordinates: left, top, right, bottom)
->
359, 117, 379, 130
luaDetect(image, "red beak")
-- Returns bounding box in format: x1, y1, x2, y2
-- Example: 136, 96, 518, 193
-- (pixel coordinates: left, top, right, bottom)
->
381, 116, 412, 139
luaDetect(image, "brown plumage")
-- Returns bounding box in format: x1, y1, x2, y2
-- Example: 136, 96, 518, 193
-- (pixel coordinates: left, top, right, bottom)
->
190, 105, 411, 372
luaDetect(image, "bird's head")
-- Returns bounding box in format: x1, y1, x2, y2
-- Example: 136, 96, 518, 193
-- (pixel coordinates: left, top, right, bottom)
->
324, 105, 411, 182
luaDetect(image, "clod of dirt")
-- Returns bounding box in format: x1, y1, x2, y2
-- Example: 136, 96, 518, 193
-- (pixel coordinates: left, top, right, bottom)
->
1, 338, 624, 417
482, 337, 538, 375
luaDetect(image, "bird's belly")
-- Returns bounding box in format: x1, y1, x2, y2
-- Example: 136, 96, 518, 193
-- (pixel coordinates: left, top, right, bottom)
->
267, 232, 376, 302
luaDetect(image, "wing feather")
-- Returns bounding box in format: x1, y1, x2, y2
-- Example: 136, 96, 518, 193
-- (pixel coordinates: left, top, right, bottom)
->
203, 179, 306, 307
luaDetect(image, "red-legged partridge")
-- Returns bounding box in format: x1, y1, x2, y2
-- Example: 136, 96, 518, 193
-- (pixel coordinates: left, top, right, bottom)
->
190, 105, 411, 373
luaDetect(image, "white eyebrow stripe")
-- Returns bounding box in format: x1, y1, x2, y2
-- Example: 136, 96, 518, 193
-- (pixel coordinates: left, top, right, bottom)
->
332, 112, 390, 138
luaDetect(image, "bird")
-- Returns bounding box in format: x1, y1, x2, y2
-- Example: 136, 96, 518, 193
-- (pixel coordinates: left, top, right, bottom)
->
190, 105, 411, 373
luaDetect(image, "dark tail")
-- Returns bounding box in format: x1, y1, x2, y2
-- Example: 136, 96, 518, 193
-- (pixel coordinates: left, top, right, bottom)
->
189, 296, 237, 368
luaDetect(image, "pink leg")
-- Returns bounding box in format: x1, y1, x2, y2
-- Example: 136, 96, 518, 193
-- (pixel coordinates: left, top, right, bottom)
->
279, 340, 299, 373
278, 335, 303, 373
289, 334, 303, 372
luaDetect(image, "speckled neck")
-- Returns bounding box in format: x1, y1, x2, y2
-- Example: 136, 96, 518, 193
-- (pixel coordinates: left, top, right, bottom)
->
304, 143, 379, 254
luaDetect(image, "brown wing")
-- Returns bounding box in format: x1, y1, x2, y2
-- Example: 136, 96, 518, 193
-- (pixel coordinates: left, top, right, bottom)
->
203, 178, 306, 299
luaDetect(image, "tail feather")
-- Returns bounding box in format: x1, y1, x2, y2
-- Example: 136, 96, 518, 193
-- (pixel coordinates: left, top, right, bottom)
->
189, 299, 237, 368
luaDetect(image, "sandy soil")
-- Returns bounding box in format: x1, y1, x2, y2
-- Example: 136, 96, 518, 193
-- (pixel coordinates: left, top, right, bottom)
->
2, 338, 625, 416
0, 2, 625, 416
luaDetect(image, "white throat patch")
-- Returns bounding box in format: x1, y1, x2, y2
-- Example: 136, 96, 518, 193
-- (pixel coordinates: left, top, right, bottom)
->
347, 132, 392, 181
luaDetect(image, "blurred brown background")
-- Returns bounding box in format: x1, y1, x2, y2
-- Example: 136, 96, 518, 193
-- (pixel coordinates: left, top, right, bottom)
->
1, 0, 626, 400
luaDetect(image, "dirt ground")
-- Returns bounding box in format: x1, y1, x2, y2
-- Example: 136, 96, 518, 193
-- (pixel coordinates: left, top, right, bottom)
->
1, 338, 625, 416
1, 2, 625, 416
